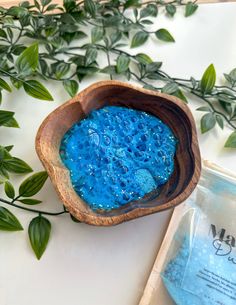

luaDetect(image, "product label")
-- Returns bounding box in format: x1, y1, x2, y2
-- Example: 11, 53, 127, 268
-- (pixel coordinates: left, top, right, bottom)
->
182, 218, 236, 305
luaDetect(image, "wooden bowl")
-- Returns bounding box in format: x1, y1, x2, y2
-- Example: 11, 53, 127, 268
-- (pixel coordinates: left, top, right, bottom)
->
35, 81, 201, 226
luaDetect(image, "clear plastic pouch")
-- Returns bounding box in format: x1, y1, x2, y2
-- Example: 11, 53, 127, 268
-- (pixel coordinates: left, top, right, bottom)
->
139, 162, 236, 305
162, 163, 236, 305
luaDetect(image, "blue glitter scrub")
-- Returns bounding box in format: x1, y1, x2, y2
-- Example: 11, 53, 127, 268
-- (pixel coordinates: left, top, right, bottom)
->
60, 106, 177, 211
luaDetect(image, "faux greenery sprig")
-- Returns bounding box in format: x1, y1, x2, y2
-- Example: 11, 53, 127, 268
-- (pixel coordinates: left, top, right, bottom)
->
0, 0, 235, 259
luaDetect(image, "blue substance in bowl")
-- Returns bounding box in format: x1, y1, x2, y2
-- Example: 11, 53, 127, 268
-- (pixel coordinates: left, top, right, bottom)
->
60, 106, 177, 211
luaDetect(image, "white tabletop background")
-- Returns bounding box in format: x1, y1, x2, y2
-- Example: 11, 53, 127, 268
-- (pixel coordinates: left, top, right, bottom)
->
1, 3, 236, 305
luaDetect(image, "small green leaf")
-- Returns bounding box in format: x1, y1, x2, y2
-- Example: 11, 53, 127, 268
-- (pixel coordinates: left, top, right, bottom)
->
166, 4, 176, 17
4, 145, 13, 152
196, 106, 211, 112
19, 171, 48, 197
131, 31, 149, 48
100, 66, 117, 75
84, 0, 96, 17
229, 68, 236, 82
2, 117, 19, 128
135, 53, 153, 65
185, 2, 198, 17
124, 0, 141, 10
0, 78, 11, 92
0, 29, 7, 39
145, 62, 162, 73
19, 198, 42, 205
54, 62, 70, 80
28, 215, 51, 259
200, 64, 216, 95
216, 114, 224, 129
155, 29, 175, 42
0, 206, 23, 231
4, 181, 15, 199
23, 80, 53, 101
0, 110, 14, 126
224, 131, 236, 148
201, 113, 216, 133
172, 89, 188, 103
10, 77, 22, 89
63, 80, 79, 97
116, 54, 130, 74
140, 4, 158, 18
3, 157, 33, 174
162, 82, 179, 94
91, 26, 104, 44
16, 43, 39, 76
85, 48, 97, 66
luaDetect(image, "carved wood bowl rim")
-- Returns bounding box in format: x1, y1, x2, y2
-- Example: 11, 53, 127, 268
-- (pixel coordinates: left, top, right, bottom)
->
35, 80, 201, 226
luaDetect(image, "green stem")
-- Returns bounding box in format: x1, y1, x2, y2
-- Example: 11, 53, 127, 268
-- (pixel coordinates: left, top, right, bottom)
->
0, 197, 68, 216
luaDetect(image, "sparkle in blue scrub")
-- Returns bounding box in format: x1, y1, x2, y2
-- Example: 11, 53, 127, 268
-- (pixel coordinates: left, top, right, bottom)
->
60, 106, 177, 211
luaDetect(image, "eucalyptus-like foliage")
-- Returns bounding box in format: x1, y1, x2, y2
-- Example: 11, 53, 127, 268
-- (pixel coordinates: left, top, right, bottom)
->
0, 0, 235, 259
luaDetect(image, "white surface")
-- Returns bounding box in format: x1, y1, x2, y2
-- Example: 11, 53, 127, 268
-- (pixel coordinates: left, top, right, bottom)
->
1, 3, 236, 305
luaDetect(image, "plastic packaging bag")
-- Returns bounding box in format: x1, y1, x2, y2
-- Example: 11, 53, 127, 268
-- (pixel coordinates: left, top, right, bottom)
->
161, 163, 236, 305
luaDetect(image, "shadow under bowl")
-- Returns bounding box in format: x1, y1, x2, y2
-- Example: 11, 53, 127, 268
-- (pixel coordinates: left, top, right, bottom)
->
35, 81, 201, 226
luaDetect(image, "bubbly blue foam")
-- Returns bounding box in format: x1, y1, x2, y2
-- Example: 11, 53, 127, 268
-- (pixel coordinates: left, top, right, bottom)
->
60, 106, 177, 211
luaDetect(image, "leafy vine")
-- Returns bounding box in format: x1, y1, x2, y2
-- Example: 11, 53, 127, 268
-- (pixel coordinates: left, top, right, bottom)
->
0, 0, 235, 259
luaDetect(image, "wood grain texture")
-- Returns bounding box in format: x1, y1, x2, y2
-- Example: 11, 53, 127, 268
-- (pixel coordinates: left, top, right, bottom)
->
35, 80, 201, 226
0, 0, 235, 8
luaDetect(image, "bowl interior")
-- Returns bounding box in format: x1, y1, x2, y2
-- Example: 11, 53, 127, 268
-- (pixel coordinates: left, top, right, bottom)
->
37, 83, 198, 220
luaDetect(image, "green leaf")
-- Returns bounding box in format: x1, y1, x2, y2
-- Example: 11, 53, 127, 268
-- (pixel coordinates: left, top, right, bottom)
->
91, 26, 104, 44
16, 43, 39, 76
28, 215, 51, 259
4, 181, 15, 199
0, 110, 14, 126
19, 198, 42, 205
85, 48, 97, 66
216, 114, 224, 129
200, 64, 216, 95
19, 171, 48, 197
155, 29, 175, 42
229, 68, 236, 82
0, 207, 23, 231
63, 80, 79, 97
0, 28, 7, 39
185, 2, 198, 17
110, 31, 122, 46
3, 157, 33, 174
172, 89, 188, 103
100, 66, 117, 75
54, 62, 70, 79
41, 0, 51, 6
116, 54, 130, 74
135, 53, 153, 65
162, 82, 179, 94
10, 77, 22, 89
224, 131, 236, 148
3, 117, 20, 128
145, 62, 162, 73
131, 31, 149, 48
23, 80, 53, 101
124, 0, 141, 10
201, 113, 216, 133
84, 0, 96, 17
0, 78, 11, 92
140, 4, 158, 18
4, 145, 14, 152
166, 4, 176, 17
196, 106, 211, 112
